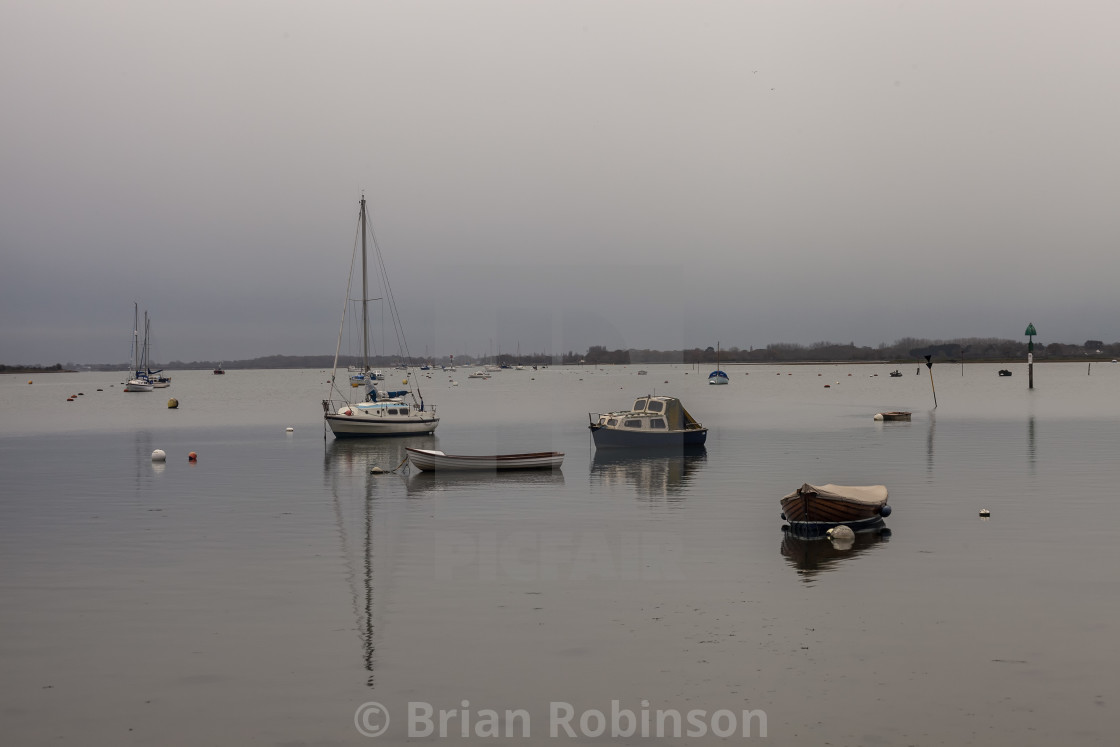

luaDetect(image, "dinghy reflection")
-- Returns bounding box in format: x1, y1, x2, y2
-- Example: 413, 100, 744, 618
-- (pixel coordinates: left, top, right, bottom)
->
405, 469, 565, 497
780, 524, 892, 582
590, 448, 707, 499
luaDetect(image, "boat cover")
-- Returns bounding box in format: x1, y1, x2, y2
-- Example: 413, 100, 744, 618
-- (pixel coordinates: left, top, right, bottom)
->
662, 399, 702, 430
784, 483, 888, 506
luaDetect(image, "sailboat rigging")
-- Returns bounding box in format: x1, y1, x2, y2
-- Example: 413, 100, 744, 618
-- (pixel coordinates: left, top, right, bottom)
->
322, 195, 438, 437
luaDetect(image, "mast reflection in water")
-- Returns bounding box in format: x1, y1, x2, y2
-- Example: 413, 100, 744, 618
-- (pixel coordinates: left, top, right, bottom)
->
325, 437, 428, 687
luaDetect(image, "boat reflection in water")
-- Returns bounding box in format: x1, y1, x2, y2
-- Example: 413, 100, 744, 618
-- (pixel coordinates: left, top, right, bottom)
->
590, 447, 707, 500
405, 469, 564, 498
325, 435, 434, 477
780, 523, 892, 583
324, 435, 434, 688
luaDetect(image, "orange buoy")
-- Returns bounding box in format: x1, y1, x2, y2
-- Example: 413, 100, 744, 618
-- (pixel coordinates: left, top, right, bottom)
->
188, 451, 197, 461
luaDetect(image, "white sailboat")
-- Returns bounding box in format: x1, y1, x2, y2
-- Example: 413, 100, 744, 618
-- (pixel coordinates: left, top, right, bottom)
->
322, 196, 438, 437
123, 303, 153, 392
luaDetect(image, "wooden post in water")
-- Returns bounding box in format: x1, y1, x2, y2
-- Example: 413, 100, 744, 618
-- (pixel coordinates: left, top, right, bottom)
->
924, 355, 937, 408
1025, 323, 1036, 390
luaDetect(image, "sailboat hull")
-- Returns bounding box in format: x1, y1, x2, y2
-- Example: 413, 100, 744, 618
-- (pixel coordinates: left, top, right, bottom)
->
325, 412, 439, 437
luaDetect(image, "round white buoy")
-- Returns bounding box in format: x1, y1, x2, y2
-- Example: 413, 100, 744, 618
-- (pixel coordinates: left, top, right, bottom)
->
151, 449, 167, 461
979, 508, 991, 517
826, 525, 855, 540
874, 413, 884, 421
286, 427, 294, 432
370, 466, 384, 474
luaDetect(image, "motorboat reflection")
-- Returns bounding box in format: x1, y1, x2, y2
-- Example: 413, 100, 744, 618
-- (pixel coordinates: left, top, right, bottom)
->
780, 524, 892, 582
590, 447, 707, 499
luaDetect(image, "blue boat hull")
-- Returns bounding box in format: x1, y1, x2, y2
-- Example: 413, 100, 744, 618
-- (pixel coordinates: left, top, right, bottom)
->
589, 424, 708, 448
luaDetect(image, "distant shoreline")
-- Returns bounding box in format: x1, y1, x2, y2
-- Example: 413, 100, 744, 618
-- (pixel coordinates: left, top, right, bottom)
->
0, 368, 78, 375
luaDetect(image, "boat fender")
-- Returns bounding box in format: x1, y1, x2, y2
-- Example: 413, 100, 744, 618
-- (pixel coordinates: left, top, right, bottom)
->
780, 512, 787, 521
879, 504, 891, 517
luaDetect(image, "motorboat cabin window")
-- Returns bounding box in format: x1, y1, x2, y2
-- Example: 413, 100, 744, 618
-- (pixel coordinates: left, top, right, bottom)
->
623, 419, 642, 428
633, 399, 648, 411
650, 418, 666, 429
607, 418, 618, 426
646, 400, 664, 413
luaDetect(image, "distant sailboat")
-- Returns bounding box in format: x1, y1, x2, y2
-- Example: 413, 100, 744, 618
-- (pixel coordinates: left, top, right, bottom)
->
123, 303, 153, 392
143, 313, 170, 387
708, 341, 729, 385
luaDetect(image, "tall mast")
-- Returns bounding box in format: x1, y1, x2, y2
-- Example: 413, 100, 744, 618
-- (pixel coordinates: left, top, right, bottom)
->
361, 196, 370, 371
133, 302, 140, 374
143, 311, 150, 373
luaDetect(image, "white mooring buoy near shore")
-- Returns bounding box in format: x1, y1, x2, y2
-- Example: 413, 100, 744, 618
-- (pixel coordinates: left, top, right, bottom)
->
151, 449, 167, 461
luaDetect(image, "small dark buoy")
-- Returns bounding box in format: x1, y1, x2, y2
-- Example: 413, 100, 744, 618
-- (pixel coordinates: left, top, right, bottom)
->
879, 504, 892, 517
167, 398, 178, 409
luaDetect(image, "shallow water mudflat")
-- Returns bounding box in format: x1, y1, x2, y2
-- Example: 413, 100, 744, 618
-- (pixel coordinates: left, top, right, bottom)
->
2, 363, 1118, 745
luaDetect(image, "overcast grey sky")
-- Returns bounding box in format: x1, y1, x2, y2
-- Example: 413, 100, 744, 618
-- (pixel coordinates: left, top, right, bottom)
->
3, 1, 1118, 365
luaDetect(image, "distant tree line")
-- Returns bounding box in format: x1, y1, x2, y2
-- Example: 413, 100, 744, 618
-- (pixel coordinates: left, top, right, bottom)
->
9, 337, 1120, 371
573, 337, 1120, 365
0, 363, 69, 373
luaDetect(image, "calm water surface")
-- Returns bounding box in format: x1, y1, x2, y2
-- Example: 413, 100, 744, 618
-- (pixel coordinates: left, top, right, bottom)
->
2, 363, 1119, 745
